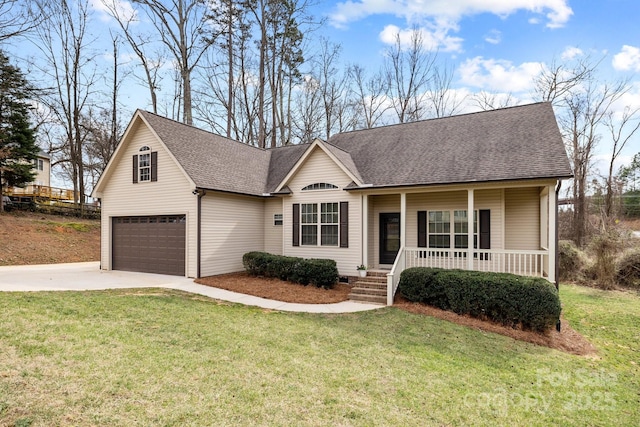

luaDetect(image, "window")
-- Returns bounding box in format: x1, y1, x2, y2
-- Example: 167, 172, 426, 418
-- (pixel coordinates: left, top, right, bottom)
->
421, 209, 488, 252
428, 211, 450, 248
301, 203, 317, 245
139, 152, 151, 181
293, 202, 348, 247
321, 202, 339, 246
453, 210, 477, 249
274, 213, 283, 226
36, 159, 44, 171
133, 146, 157, 183
301, 183, 338, 191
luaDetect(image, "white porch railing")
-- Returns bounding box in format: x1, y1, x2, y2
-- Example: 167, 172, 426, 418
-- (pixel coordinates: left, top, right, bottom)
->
386, 246, 405, 306
386, 247, 548, 306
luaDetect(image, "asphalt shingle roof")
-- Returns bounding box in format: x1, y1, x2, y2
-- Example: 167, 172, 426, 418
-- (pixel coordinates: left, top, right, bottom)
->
327, 102, 572, 187
137, 102, 571, 196
139, 111, 271, 196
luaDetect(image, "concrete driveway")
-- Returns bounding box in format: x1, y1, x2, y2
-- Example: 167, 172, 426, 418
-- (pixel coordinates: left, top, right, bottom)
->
0, 262, 382, 313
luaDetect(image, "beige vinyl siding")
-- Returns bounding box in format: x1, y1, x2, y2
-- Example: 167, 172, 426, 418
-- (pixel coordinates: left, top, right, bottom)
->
283, 147, 362, 276
264, 197, 283, 255
99, 121, 198, 276
200, 192, 264, 276
369, 194, 400, 268
34, 157, 51, 187
505, 187, 540, 250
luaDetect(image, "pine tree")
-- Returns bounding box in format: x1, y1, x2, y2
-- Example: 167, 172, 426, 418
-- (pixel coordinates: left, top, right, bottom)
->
0, 50, 39, 211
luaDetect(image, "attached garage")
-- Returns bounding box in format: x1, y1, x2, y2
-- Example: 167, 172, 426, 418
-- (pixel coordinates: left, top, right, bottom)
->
112, 215, 186, 276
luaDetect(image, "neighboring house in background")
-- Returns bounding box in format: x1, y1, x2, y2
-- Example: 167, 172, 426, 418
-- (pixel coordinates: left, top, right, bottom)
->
92, 102, 573, 305
32, 150, 51, 187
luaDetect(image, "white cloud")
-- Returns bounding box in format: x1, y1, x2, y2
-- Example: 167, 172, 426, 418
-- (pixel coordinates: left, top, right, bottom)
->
612, 45, 640, 72
379, 23, 463, 52
90, 0, 137, 23
484, 29, 501, 45
330, 0, 573, 29
561, 46, 583, 61
458, 56, 543, 93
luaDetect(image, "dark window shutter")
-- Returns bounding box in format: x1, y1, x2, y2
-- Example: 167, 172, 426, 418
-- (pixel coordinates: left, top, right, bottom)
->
292, 204, 300, 247
339, 201, 348, 248
132, 155, 138, 183
151, 151, 158, 182
417, 211, 427, 247
479, 209, 491, 249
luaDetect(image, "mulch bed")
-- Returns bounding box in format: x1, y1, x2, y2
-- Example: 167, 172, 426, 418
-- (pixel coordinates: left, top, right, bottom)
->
195, 272, 351, 304
195, 272, 597, 356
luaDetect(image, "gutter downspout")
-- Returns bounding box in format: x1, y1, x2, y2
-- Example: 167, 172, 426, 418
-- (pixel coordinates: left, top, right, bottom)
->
196, 188, 205, 278
555, 180, 562, 332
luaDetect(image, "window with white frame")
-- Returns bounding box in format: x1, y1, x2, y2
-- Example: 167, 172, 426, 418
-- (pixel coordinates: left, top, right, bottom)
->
428, 211, 450, 248
302, 182, 338, 191
274, 213, 283, 226
320, 202, 339, 246
300, 202, 340, 246
301, 203, 318, 245
138, 146, 151, 182
453, 210, 478, 249
427, 210, 479, 249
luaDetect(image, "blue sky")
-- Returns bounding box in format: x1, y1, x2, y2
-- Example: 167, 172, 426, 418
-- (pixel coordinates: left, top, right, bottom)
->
315, 0, 639, 91
5, 0, 640, 181
307, 0, 640, 173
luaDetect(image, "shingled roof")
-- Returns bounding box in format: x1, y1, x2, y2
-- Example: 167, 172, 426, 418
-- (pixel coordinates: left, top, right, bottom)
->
131, 102, 570, 197
139, 111, 272, 196
327, 102, 572, 188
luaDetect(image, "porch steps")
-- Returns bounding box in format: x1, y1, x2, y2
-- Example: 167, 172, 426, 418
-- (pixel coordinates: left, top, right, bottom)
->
349, 271, 388, 305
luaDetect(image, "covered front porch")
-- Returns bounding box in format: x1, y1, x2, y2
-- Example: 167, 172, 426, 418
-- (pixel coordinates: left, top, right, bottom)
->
356, 181, 559, 305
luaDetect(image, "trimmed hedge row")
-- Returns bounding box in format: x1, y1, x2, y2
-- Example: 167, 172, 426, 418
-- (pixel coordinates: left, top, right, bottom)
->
398, 267, 561, 332
242, 251, 338, 289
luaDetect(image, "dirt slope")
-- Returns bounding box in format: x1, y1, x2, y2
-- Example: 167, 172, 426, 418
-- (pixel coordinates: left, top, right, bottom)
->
0, 211, 100, 266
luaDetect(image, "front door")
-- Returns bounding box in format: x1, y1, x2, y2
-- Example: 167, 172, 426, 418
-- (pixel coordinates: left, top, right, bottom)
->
380, 213, 400, 264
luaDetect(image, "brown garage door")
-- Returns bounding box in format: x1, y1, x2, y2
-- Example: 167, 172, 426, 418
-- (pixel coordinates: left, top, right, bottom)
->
112, 215, 186, 276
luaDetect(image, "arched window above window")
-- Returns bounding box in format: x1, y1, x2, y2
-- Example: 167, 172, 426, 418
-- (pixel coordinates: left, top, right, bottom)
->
302, 183, 338, 191
139, 146, 150, 152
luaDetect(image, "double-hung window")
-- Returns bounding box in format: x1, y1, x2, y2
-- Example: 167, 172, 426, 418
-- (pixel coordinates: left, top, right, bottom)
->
453, 210, 478, 249
421, 209, 488, 254
301, 203, 318, 245
133, 146, 157, 183
139, 151, 151, 182
320, 202, 339, 246
293, 202, 348, 248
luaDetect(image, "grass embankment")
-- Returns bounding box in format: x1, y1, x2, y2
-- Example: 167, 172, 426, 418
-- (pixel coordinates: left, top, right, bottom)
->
0, 285, 638, 426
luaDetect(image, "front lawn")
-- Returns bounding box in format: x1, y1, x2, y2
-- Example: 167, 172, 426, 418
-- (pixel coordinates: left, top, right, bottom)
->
0, 285, 638, 426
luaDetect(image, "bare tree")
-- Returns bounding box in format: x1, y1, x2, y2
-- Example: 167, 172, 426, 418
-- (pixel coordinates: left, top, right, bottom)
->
349, 64, 389, 129
0, 0, 40, 42
534, 56, 597, 105
100, 0, 167, 114
383, 28, 436, 123
427, 63, 465, 118
472, 91, 517, 111
33, 0, 99, 210
560, 80, 628, 245
603, 106, 640, 218
131, 0, 216, 125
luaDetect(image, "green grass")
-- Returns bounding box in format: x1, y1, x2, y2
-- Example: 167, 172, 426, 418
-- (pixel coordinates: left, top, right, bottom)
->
0, 285, 638, 426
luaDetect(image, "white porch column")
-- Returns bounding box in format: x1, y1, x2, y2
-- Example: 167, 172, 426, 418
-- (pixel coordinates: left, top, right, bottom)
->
548, 183, 557, 284
362, 193, 369, 268
468, 189, 474, 270
400, 192, 406, 248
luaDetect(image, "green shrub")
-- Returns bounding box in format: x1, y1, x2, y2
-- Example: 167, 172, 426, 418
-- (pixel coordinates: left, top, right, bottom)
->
616, 250, 640, 289
398, 267, 561, 332
242, 252, 338, 289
